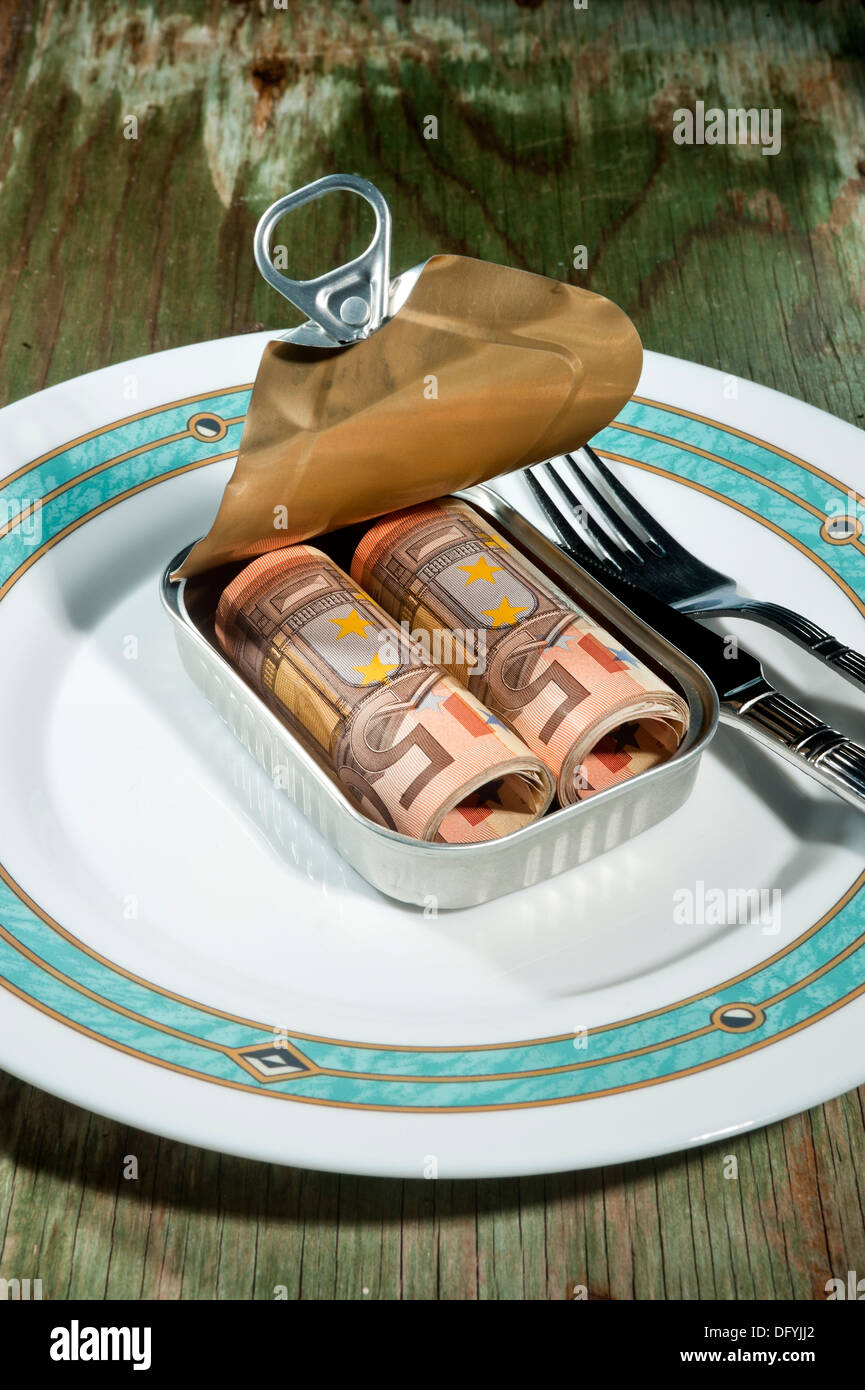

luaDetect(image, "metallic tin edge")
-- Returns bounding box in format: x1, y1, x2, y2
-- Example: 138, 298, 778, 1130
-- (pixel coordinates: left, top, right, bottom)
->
160, 488, 717, 866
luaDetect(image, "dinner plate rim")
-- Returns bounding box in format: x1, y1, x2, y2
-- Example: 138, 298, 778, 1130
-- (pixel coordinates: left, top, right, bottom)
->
0, 336, 863, 1176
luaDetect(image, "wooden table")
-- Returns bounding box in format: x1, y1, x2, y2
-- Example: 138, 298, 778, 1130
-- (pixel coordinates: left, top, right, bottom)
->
1, 0, 863, 1300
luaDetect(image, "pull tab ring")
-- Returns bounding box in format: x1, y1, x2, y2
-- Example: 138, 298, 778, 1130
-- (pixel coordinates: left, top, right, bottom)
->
253, 174, 392, 344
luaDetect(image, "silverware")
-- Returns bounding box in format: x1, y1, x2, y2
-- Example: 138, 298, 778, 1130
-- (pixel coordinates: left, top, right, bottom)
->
529, 446, 865, 695
524, 461, 865, 812
163, 489, 716, 907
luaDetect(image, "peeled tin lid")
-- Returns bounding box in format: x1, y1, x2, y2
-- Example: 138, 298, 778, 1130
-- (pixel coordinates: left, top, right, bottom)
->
173, 176, 643, 581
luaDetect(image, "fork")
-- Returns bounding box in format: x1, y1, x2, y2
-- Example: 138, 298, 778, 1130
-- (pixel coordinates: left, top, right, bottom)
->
527, 446, 865, 696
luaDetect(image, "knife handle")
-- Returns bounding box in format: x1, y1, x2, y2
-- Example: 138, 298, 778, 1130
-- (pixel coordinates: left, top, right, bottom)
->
693, 598, 865, 697
721, 681, 865, 810
825, 644, 865, 692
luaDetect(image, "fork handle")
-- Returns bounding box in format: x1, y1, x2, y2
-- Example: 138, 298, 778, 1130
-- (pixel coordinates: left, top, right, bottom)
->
721, 680, 865, 810
689, 598, 865, 696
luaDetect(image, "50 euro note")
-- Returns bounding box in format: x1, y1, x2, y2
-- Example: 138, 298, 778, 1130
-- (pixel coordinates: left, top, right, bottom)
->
215, 545, 555, 844
352, 499, 689, 804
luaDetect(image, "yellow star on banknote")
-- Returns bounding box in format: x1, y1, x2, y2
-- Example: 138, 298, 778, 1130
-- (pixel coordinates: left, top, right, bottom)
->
353, 653, 399, 686
479, 533, 509, 550
331, 608, 372, 639
481, 595, 528, 627
459, 555, 502, 585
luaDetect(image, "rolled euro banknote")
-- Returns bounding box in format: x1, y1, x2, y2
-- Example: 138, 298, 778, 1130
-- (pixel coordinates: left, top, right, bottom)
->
215, 545, 555, 844
352, 499, 689, 804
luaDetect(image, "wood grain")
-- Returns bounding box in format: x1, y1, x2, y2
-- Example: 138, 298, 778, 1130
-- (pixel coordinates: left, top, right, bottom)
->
1, 0, 864, 1300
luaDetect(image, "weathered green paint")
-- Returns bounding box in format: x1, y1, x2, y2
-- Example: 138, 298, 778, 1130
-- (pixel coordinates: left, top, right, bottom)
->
0, 0, 864, 1299
1, 0, 863, 421
3, 1070, 864, 1299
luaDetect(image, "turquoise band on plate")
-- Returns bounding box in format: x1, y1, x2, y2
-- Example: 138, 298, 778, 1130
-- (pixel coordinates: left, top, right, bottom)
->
0, 388, 862, 1110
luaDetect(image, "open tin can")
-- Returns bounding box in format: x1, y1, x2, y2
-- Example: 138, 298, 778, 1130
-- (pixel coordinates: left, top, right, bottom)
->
162, 488, 717, 908
161, 176, 718, 907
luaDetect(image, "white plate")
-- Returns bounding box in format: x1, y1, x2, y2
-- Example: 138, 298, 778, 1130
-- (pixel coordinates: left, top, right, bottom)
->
0, 335, 863, 1177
